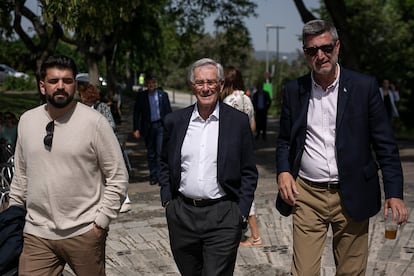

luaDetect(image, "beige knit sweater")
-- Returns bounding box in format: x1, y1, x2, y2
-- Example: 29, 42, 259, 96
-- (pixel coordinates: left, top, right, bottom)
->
9, 102, 128, 239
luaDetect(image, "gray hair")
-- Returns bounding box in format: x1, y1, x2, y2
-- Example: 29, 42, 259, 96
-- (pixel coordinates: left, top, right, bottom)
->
302, 20, 339, 45
188, 58, 224, 83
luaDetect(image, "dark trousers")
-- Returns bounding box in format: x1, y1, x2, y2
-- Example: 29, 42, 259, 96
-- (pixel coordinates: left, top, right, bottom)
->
166, 197, 242, 276
144, 122, 163, 181
255, 109, 268, 136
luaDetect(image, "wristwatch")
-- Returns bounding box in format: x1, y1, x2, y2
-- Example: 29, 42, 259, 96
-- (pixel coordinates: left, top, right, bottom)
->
162, 200, 170, 208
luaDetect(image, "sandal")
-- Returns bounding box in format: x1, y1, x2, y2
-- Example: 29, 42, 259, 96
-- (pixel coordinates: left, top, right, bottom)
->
240, 236, 263, 247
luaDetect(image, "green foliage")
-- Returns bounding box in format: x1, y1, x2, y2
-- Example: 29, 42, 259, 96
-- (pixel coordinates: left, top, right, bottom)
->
43, 0, 141, 39
0, 40, 32, 73
343, 0, 414, 127
1, 76, 37, 91
0, 1, 13, 37
0, 92, 40, 118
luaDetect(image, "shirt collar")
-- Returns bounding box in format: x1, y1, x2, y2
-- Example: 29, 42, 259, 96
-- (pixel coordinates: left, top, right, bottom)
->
191, 102, 220, 122
311, 63, 341, 91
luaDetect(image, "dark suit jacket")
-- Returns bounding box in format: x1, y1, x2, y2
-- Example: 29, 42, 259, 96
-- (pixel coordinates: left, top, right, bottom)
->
252, 90, 272, 111
159, 102, 258, 216
276, 67, 403, 221
133, 88, 172, 137
0, 206, 26, 274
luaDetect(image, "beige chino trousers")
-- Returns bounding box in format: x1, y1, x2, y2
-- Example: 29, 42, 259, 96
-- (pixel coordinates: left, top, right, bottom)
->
291, 177, 369, 276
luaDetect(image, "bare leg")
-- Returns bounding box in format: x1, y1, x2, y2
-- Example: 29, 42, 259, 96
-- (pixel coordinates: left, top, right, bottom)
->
240, 215, 262, 246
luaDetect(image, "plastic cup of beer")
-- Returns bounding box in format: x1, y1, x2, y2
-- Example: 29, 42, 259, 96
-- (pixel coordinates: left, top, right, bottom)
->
384, 208, 398, 240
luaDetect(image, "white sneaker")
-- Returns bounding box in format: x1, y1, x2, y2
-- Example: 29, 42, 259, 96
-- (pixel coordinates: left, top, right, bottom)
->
120, 202, 131, 213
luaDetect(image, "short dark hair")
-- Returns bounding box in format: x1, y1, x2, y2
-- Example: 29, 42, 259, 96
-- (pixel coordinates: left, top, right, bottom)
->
145, 74, 156, 82
39, 55, 78, 80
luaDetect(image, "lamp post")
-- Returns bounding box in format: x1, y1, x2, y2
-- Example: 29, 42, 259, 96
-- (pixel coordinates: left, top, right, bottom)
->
265, 24, 285, 101
265, 24, 285, 83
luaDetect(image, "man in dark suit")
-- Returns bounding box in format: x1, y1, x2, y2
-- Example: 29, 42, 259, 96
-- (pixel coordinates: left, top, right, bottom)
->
160, 58, 258, 276
133, 75, 172, 185
252, 85, 271, 140
276, 20, 408, 275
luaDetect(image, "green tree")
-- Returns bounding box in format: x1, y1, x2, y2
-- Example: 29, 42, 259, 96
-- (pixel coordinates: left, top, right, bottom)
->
1, 0, 257, 97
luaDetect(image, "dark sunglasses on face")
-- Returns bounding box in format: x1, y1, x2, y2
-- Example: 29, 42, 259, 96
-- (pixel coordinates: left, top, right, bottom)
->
303, 43, 335, 56
44, 121, 54, 149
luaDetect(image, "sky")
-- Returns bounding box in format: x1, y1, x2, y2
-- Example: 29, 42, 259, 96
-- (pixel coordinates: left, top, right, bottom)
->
206, 0, 321, 53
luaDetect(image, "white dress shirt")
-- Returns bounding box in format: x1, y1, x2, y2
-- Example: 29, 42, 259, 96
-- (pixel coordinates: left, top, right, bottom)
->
299, 65, 340, 182
178, 103, 226, 199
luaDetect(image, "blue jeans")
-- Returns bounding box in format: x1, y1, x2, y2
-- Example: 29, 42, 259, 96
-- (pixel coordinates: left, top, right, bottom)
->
145, 121, 163, 181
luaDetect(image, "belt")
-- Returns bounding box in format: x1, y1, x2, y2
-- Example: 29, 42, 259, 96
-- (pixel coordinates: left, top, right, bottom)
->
178, 193, 228, 207
302, 178, 340, 189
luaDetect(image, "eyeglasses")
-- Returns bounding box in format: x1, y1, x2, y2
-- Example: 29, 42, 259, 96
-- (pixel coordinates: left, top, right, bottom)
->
193, 80, 219, 89
303, 43, 335, 56
43, 121, 54, 149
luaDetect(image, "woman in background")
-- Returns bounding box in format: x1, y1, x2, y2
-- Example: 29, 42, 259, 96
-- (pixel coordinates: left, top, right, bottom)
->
79, 83, 116, 130
0, 111, 18, 150
79, 83, 132, 213
221, 66, 262, 247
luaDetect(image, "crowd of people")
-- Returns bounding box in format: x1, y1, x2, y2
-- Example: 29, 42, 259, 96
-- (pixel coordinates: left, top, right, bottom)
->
0, 19, 409, 276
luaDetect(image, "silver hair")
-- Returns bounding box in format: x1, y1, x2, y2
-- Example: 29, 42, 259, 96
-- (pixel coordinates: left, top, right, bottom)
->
188, 58, 224, 83
302, 19, 339, 45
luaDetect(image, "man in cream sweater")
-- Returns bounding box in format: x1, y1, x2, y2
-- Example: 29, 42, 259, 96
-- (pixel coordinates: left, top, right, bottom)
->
9, 55, 128, 276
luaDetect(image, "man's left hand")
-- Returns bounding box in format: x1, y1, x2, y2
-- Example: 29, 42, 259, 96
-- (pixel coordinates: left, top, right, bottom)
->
384, 198, 409, 224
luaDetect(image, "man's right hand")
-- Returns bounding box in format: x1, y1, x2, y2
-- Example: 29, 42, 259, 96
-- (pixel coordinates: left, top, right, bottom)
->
277, 172, 299, 206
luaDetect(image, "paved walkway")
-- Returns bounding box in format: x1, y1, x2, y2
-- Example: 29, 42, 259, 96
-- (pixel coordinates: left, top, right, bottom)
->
66, 90, 414, 276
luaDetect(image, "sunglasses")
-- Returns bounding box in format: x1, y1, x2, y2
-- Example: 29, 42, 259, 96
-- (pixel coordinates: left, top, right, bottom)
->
303, 43, 335, 56
44, 121, 54, 149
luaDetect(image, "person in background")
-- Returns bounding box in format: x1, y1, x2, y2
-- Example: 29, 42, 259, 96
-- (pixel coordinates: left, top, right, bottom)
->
379, 79, 399, 121
221, 65, 262, 247
78, 83, 116, 130
160, 58, 258, 275
138, 73, 145, 91
8, 55, 128, 275
276, 19, 408, 275
0, 111, 18, 150
390, 82, 400, 105
78, 83, 131, 213
245, 85, 254, 98
133, 75, 172, 185
252, 84, 271, 140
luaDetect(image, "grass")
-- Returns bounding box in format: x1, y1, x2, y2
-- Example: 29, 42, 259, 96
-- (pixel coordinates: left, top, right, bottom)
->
0, 90, 41, 118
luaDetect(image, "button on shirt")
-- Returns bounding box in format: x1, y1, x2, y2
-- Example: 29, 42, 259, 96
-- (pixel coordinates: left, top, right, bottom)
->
299, 65, 340, 182
178, 103, 226, 199
148, 90, 160, 122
